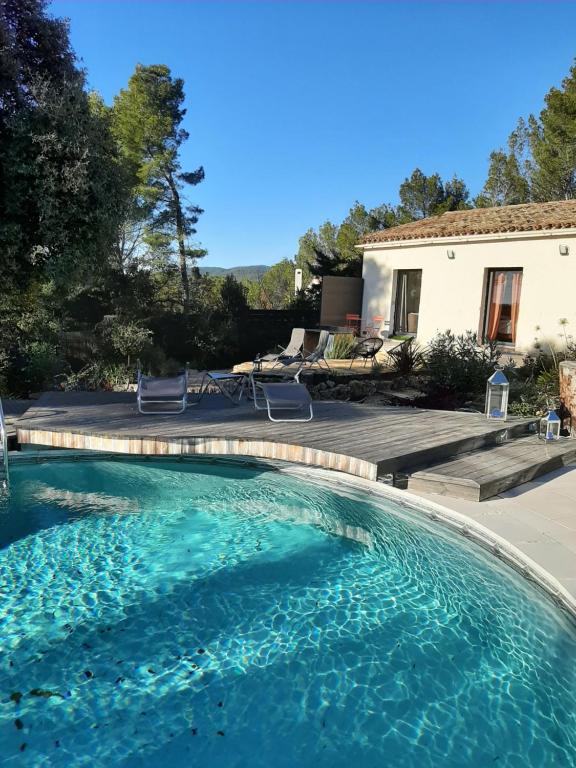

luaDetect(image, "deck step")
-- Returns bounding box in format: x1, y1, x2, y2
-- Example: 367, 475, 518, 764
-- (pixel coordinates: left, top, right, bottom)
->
379, 417, 537, 475
407, 435, 576, 501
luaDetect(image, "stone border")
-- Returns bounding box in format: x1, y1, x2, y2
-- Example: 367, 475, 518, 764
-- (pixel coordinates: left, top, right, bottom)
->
16, 427, 378, 481
8, 449, 576, 625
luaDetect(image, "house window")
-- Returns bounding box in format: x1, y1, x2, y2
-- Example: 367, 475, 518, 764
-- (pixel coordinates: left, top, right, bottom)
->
394, 269, 422, 335
483, 269, 523, 344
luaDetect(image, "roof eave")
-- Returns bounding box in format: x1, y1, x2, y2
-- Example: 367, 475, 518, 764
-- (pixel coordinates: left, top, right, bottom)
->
356, 227, 576, 251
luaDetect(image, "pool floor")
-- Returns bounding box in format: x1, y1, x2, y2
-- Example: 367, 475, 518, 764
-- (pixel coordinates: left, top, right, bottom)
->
0, 459, 575, 767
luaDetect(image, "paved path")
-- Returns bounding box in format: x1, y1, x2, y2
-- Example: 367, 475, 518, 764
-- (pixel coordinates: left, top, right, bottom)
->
415, 463, 576, 601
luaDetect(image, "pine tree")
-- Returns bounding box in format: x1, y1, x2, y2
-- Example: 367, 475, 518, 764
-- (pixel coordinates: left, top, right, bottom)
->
112, 64, 205, 310
398, 169, 471, 219
529, 63, 576, 201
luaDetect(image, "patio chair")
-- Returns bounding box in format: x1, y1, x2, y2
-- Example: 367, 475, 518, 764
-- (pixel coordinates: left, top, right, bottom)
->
260, 327, 305, 365
252, 380, 314, 422
345, 313, 361, 335
349, 337, 384, 368
137, 365, 188, 414
366, 315, 384, 336
280, 330, 331, 374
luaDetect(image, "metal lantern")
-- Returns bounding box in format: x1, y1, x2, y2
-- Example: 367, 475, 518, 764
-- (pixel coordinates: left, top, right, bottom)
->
485, 368, 509, 421
539, 409, 561, 441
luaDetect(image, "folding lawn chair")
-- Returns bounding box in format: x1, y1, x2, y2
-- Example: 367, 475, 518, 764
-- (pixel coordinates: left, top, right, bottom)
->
137, 366, 189, 414
260, 327, 305, 366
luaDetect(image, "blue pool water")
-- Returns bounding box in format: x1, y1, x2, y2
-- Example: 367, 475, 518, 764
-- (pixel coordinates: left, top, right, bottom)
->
0, 458, 575, 767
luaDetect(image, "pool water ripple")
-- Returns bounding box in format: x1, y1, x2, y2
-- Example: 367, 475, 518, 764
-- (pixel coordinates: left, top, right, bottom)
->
0, 459, 575, 767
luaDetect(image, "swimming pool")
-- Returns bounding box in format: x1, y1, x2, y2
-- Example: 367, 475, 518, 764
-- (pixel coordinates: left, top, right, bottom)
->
0, 457, 575, 767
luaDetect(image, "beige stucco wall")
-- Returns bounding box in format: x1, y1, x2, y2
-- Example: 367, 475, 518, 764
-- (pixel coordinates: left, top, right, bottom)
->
361, 231, 576, 351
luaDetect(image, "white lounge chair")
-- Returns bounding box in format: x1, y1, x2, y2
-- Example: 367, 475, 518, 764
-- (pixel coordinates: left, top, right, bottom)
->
280, 329, 331, 373
261, 327, 305, 366
137, 366, 188, 414
250, 377, 313, 422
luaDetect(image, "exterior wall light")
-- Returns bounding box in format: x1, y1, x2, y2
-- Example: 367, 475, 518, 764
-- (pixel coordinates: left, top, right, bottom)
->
447, 250, 455, 259
559, 244, 570, 256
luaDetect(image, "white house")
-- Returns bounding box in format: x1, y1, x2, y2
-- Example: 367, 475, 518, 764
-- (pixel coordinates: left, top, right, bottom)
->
358, 200, 576, 352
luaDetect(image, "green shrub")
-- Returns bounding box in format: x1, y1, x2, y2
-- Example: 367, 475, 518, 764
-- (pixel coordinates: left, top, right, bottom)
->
20, 342, 64, 392
60, 361, 133, 391
509, 369, 560, 417
424, 331, 501, 402
326, 334, 356, 360
387, 339, 425, 375
96, 318, 153, 365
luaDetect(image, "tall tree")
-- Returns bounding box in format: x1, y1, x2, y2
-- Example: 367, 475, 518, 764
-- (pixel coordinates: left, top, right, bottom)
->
398, 169, 445, 219
475, 119, 531, 207
112, 64, 205, 310
303, 202, 398, 279
398, 168, 471, 219
479, 62, 576, 204
0, 0, 126, 292
439, 175, 472, 212
247, 259, 297, 309
529, 63, 576, 201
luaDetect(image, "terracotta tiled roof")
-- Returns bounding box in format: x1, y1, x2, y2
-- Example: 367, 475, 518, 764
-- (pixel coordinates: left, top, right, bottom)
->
360, 200, 576, 245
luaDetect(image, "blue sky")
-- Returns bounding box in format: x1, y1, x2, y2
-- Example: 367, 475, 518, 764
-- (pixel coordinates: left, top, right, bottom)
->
51, 0, 576, 268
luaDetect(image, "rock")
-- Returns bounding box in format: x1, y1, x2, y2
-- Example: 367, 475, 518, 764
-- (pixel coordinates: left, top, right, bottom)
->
349, 379, 376, 401
329, 385, 349, 400
388, 388, 426, 404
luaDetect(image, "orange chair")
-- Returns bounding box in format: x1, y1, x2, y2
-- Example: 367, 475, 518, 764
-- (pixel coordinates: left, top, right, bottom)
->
345, 313, 361, 334
365, 315, 384, 336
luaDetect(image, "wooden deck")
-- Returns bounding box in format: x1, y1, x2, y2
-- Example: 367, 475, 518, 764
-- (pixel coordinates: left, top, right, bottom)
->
15, 391, 535, 483
408, 435, 576, 501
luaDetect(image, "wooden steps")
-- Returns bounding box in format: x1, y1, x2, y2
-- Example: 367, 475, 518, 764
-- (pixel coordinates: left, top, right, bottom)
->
407, 435, 576, 501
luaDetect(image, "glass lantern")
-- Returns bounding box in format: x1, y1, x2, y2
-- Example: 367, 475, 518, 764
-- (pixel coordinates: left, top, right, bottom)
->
539, 409, 561, 441
485, 368, 509, 421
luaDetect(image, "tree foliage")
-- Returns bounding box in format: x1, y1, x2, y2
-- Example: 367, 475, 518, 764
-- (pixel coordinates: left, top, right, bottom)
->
303, 201, 397, 280
398, 169, 471, 220
301, 173, 470, 282
247, 259, 298, 309
478, 61, 576, 204
530, 63, 576, 201
0, 0, 127, 293
112, 64, 205, 309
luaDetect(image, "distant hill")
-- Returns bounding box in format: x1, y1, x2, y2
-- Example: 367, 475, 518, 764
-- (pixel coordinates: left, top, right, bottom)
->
200, 265, 270, 281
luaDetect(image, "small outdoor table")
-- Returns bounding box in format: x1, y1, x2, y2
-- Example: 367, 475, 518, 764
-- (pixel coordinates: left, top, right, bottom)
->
196, 371, 247, 404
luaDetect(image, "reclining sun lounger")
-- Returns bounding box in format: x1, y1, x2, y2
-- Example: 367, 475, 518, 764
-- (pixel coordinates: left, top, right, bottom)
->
137, 366, 188, 414
252, 380, 313, 422
261, 327, 305, 366
279, 329, 331, 373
